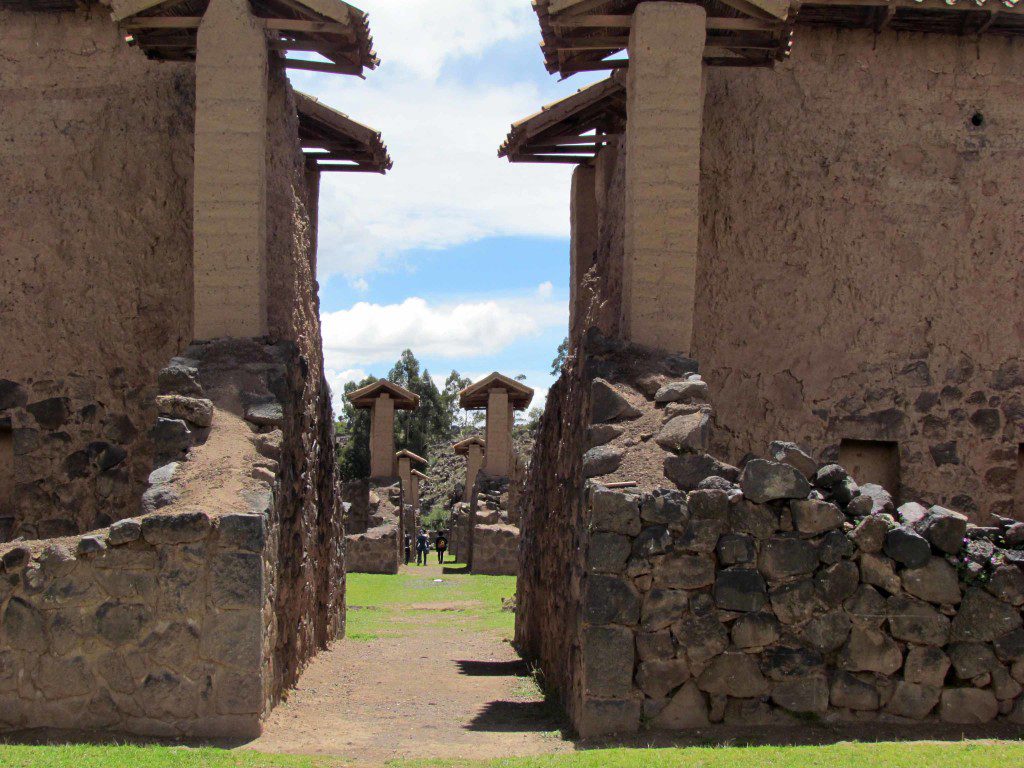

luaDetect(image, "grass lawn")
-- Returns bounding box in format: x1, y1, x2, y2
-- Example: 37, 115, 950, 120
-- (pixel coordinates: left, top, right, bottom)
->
344, 559, 516, 641
3, 740, 1024, 768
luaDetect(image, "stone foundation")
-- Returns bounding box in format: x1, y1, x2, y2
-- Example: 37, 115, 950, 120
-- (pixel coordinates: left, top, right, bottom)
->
344, 481, 402, 575
0, 338, 344, 738
468, 474, 519, 575
520, 331, 1024, 738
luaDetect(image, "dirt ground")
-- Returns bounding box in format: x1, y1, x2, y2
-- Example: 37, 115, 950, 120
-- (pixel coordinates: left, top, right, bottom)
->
248, 563, 572, 766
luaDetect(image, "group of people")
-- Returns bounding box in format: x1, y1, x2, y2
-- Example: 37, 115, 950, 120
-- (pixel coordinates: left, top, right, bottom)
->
404, 529, 448, 566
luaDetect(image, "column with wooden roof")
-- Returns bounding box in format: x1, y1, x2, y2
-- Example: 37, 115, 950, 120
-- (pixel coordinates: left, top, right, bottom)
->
411, 469, 430, 514
346, 380, 419, 480
111, 0, 381, 340
453, 436, 486, 502
459, 374, 535, 478
395, 448, 427, 508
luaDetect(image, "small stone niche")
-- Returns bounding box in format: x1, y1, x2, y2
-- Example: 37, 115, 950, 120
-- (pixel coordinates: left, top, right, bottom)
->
839, 438, 900, 500
0, 417, 13, 541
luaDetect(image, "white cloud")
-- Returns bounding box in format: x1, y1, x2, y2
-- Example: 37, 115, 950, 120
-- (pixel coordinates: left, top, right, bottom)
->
287, 0, 601, 281
536, 281, 554, 299
351, 277, 370, 292
357, 0, 537, 81
321, 293, 566, 371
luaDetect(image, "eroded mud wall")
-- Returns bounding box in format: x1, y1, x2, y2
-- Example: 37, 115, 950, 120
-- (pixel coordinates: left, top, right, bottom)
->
0, 8, 195, 535
584, 28, 1024, 520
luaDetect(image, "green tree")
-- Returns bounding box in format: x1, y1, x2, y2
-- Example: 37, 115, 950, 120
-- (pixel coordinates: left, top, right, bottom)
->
335, 375, 377, 480
388, 349, 451, 460
551, 336, 570, 376
441, 370, 472, 430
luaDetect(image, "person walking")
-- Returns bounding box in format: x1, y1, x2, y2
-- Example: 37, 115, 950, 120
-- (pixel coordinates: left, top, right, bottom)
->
403, 533, 412, 566
434, 531, 448, 564
416, 529, 430, 566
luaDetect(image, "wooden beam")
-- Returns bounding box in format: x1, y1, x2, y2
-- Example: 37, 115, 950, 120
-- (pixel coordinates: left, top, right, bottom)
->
284, 58, 362, 75
554, 15, 784, 31
262, 18, 356, 38
513, 154, 592, 164
121, 16, 201, 29
270, 40, 358, 52
560, 59, 628, 73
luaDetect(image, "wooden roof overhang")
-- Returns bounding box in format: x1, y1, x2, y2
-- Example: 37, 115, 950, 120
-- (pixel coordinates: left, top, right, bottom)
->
411, 469, 430, 481
535, 0, 794, 76
500, 73, 625, 164
453, 436, 486, 455
396, 449, 427, 465
459, 373, 535, 411
110, 0, 378, 75
347, 379, 419, 410
295, 91, 391, 173
794, 0, 1024, 37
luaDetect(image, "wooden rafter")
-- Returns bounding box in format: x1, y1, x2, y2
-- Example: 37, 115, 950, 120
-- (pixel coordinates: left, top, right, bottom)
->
295, 90, 392, 174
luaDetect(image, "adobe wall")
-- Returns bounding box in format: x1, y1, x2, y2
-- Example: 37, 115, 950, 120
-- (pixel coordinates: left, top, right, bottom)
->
584, 28, 1024, 520
522, 332, 1024, 738
0, 8, 195, 536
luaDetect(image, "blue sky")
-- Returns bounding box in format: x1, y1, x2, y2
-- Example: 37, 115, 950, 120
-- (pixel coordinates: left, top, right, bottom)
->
286, 0, 603, 411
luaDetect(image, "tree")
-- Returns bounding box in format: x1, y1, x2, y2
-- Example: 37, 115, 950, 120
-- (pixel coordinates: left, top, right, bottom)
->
389, 349, 451, 460
551, 336, 570, 376
441, 370, 472, 430
335, 375, 376, 480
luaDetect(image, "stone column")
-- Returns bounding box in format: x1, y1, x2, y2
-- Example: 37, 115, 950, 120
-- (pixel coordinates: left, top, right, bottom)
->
193, 0, 269, 339
410, 473, 421, 512
621, 1, 705, 354
484, 389, 512, 477
570, 163, 598, 342
464, 443, 484, 502
304, 160, 320, 276
368, 394, 395, 478
396, 453, 412, 499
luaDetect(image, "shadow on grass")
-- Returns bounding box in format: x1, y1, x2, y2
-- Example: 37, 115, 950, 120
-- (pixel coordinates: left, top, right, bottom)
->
442, 563, 469, 574
465, 700, 566, 734
456, 659, 531, 677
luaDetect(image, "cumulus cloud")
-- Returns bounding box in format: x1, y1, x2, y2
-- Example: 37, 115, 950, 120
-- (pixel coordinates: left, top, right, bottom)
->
287, 0, 597, 280
321, 292, 567, 371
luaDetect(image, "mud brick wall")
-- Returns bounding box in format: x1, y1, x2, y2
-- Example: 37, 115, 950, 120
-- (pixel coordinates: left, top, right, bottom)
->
578, 27, 1024, 519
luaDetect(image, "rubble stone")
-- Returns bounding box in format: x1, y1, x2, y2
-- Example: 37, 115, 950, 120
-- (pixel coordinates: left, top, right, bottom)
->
740, 459, 812, 504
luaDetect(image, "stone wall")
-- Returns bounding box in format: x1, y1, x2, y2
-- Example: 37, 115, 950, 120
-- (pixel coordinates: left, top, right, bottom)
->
345, 481, 402, 575
581, 28, 1024, 520
467, 474, 519, 575
522, 333, 1024, 738
0, 8, 195, 535
0, 337, 344, 738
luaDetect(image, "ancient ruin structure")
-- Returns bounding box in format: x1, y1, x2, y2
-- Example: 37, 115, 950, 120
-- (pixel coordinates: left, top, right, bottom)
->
0, 0, 389, 738
505, 0, 1024, 520
510, 0, 1024, 741
453, 436, 486, 503
342, 381, 420, 574
459, 375, 533, 574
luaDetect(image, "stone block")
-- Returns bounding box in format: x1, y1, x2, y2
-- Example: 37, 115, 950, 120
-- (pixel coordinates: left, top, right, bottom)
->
582, 625, 636, 697
636, 658, 690, 699
655, 411, 710, 453
912, 506, 968, 555
2, 598, 47, 652
717, 533, 755, 565
640, 489, 688, 527
801, 611, 851, 653
859, 553, 901, 594
790, 499, 844, 535
768, 442, 818, 479
740, 459, 811, 504
771, 676, 828, 714
664, 453, 738, 492
731, 612, 780, 649
838, 626, 903, 675
850, 514, 891, 553
728, 501, 778, 540
156, 395, 214, 428
697, 652, 769, 698
886, 681, 940, 719
590, 379, 641, 423
687, 489, 730, 521
713, 567, 767, 612
96, 602, 151, 645
244, 400, 284, 428
886, 595, 950, 646
672, 613, 728, 665
901, 557, 961, 605
200, 610, 262, 670
636, 630, 674, 661
218, 514, 266, 552
141, 511, 212, 545
939, 688, 998, 723
108, 519, 142, 546
830, 672, 879, 711
652, 681, 708, 728
758, 536, 818, 581
641, 588, 689, 632
950, 588, 1023, 643
770, 579, 820, 625
591, 489, 641, 535
652, 552, 715, 590
814, 561, 859, 607
576, 696, 641, 738
631, 526, 672, 559
883, 526, 931, 568
904, 646, 951, 688
584, 574, 640, 625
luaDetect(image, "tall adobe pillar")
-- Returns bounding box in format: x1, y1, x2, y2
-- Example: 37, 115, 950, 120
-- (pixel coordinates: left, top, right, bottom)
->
453, 436, 486, 502
346, 380, 419, 480
621, 1, 706, 354
193, 0, 269, 339
396, 449, 427, 509
459, 374, 534, 478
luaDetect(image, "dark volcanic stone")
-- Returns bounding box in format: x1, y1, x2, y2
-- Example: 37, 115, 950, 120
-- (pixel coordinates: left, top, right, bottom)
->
713, 567, 767, 612
583, 445, 625, 478
584, 574, 640, 625
883, 526, 932, 568
912, 505, 968, 555
26, 397, 70, 430
590, 378, 641, 423
664, 453, 738, 492
158, 359, 202, 397
758, 536, 819, 581
740, 459, 811, 504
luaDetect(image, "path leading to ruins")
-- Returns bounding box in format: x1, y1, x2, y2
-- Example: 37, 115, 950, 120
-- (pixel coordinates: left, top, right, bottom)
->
249, 562, 572, 766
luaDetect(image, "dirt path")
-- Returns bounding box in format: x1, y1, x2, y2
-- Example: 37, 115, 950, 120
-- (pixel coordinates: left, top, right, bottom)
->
248, 564, 573, 766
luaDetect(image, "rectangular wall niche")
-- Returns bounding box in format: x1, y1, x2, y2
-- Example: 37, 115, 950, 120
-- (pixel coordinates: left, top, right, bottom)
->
0, 418, 13, 541
838, 438, 901, 501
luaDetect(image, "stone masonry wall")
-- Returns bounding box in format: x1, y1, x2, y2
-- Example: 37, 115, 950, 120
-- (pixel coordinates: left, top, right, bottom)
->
468, 474, 518, 576
524, 333, 1024, 738
0, 8, 195, 536
345, 481, 402, 575
583, 28, 1024, 519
